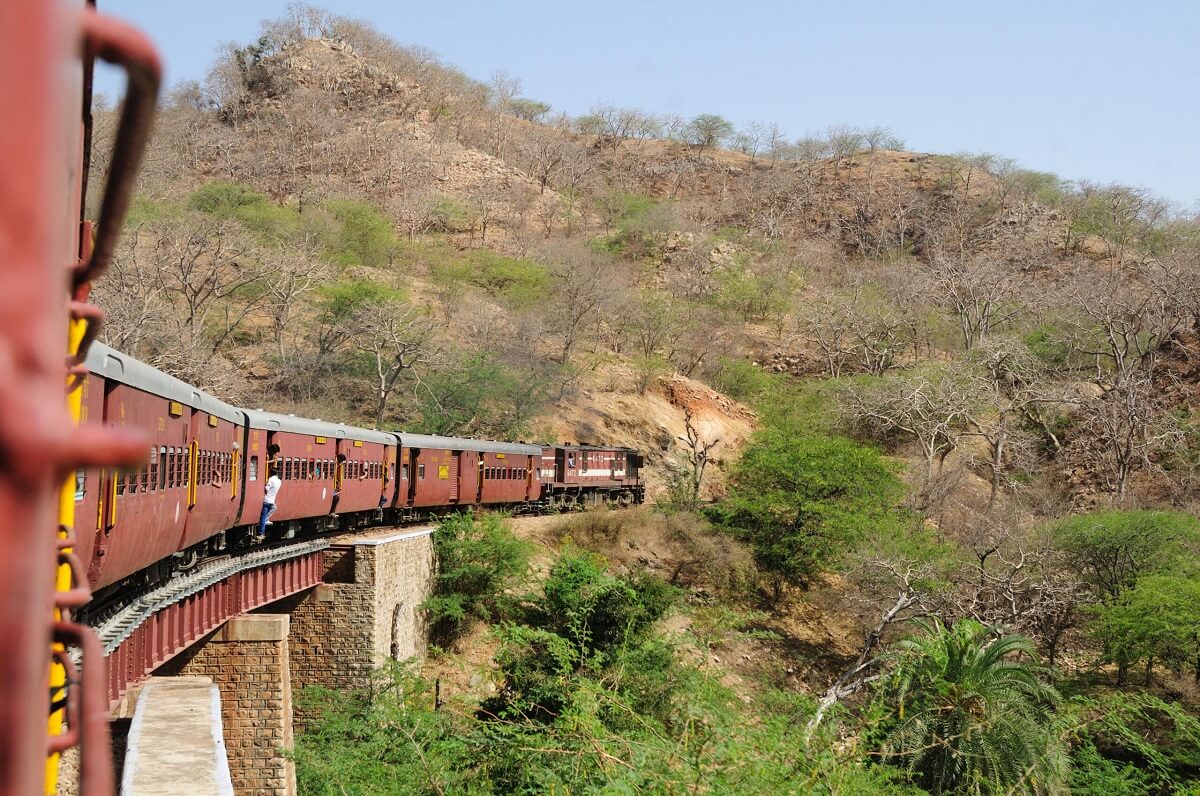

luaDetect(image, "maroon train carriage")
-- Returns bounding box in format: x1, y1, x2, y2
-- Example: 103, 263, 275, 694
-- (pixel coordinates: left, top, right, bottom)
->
394, 433, 542, 514
78, 343, 243, 592
238, 410, 396, 540
540, 444, 644, 509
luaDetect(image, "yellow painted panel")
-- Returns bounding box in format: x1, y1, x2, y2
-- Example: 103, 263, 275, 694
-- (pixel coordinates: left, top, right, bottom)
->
438, 465, 449, 479
353, 440, 363, 447
169, 401, 184, 417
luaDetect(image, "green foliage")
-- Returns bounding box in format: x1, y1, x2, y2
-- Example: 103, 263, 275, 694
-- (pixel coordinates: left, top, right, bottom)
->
297, 541, 918, 794
1047, 510, 1200, 602
186, 182, 299, 243
428, 197, 471, 232
686, 113, 735, 149
1089, 575, 1200, 683
1006, 169, 1070, 206
1069, 741, 1154, 796
594, 191, 679, 257
415, 353, 556, 438
506, 97, 551, 121
430, 249, 550, 310
538, 549, 676, 660
185, 181, 401, 268
711, 356, 778, 402
1022, 323, 1072, 366
711, 422, 907, 593
873, 619, 1066, 795
711, 263, 791, 321
321, 199, 399, 267
1067, 692, 1200, 792
421, 513, 532, 645
296, 659, 918, 795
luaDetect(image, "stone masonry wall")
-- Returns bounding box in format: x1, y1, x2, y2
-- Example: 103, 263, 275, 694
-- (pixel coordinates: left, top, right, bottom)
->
273, 530, 435, 729
160, 615, 295, 796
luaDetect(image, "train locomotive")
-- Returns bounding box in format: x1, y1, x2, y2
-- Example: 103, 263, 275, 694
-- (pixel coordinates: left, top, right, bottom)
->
77, 342, 645, 600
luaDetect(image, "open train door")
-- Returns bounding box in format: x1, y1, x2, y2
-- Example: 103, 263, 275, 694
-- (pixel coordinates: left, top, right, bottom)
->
555, 448, 566, 482
406, 447, 419, 506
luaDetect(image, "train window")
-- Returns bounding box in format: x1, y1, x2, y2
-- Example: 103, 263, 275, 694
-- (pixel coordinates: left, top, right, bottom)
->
401, 464, 409, 480
249, 455, 259, 482
74, 469, 86, 501
418, 463, 426, 480
300, 459, 309, 480
389, 463, 395, 482
581, 452, 589, 472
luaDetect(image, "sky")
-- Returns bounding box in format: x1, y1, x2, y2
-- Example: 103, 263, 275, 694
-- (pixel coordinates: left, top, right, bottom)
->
94, 0, 1199, 208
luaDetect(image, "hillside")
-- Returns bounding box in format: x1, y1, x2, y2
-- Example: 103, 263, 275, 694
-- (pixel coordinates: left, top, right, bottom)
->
89, 9, 1200, 793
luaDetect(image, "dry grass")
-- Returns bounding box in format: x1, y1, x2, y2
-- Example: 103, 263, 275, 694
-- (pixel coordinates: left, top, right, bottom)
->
549, 506, 756, 596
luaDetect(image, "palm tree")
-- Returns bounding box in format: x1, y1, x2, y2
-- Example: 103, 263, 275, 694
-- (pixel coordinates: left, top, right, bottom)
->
874, 619, 1067, 795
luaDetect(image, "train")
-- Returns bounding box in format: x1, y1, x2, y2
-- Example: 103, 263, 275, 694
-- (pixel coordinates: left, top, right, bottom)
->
76, 342, 645, 601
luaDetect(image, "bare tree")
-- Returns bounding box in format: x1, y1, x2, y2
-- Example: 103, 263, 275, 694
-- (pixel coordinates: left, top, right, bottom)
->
925, 255, 1027, 350
840, 366, 975, 479
1060, 261, 1185, 387
676, 407, 719, 507
794, 281, 919, 377
959, 340, 1069, 506
356, 301, 438, 428
263, 238, 330, 359
1083, 373, 1182, 503
147, 213, 266, 354
542, 243, 625, 364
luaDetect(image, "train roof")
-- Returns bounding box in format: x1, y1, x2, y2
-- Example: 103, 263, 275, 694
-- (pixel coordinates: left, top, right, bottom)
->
84, 343, 242, 424
394, 432, 542, 456
540, 443, 641, 452
242, 409, 395, 444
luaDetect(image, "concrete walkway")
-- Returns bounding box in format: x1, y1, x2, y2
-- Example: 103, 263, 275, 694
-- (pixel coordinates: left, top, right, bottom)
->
120, 677, 233, 796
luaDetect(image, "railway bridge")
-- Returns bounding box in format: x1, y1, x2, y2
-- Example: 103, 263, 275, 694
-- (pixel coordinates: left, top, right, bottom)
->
90, 527, 435, 796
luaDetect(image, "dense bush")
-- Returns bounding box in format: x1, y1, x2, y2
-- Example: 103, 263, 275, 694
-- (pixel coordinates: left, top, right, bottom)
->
711, 423, 907, 595
421, 513, 532, 646
1047, 510, 1200, 601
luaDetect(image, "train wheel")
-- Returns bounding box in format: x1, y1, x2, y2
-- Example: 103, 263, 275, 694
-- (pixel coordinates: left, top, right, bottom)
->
175, 547, 200, 572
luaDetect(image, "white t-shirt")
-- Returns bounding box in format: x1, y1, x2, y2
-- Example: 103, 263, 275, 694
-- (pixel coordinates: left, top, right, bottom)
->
264, 475, 282, 505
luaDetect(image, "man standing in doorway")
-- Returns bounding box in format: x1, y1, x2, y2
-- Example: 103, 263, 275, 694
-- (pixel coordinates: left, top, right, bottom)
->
258, 454, 282, 541
329, 452, 347, 520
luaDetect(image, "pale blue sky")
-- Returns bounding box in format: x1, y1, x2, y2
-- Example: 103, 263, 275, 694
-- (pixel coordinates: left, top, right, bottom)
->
95, 0, 1198, 208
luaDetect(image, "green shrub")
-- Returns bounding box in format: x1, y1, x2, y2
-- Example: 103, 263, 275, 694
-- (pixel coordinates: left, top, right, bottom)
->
711, 357, 776, 402
321, 199, 398, 267
421, 513, 532, 645
1047, 510, 1200, 602
711, 426, 907, 595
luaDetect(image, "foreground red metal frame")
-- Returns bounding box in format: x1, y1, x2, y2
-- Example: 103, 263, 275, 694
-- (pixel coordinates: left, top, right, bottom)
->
104, 551, 324, 709
0, 3, 160, 793
0, 5, 86, 794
